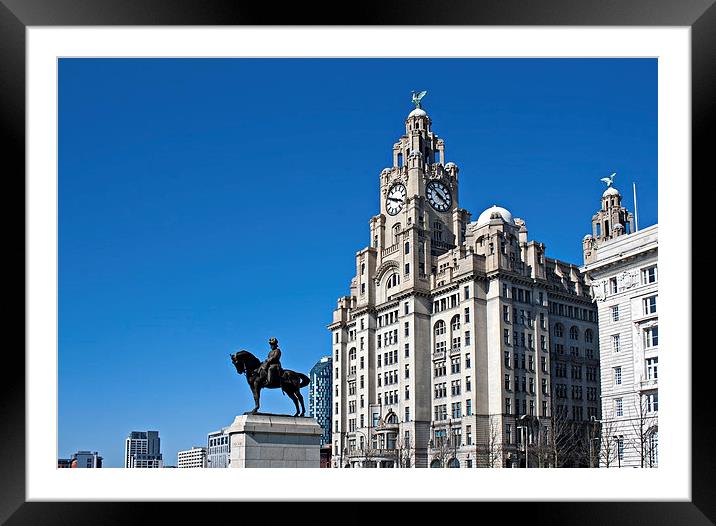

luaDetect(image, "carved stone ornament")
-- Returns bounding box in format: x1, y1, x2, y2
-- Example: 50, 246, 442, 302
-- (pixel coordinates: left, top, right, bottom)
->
618, 270, 637, 290
590, 280, 607, 302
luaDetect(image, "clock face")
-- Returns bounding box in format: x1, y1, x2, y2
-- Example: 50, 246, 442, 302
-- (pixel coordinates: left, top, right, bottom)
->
426, 180, 452, 212
386, 183, 406, 215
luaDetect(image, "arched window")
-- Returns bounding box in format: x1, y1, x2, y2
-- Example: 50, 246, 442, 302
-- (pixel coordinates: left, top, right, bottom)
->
447, 458, 460, 468
430, 459, 442, 468
386, 412, 398, 424
647, 427, 659, 467
392, 223, 401, 245
554, 323, 564, 338
585, 329, 594, 343
451, 315, 461, 332
570, 326, 579, 340
386, 272, 400, 289
434, 320, 446, 336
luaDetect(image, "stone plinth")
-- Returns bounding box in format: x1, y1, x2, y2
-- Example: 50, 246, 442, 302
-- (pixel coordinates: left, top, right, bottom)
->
226, 414, 323, 468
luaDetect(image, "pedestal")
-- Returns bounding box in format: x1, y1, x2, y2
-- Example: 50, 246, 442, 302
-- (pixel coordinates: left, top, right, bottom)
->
226, 413, 323, 468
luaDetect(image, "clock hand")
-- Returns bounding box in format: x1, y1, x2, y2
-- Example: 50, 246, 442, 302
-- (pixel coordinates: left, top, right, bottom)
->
387, 197, 404, 203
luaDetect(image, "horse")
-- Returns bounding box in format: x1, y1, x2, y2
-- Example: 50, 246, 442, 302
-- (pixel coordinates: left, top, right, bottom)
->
230, 350, 310, 417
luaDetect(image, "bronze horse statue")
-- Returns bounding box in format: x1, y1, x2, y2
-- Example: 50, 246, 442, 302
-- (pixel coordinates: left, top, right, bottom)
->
230, 350, 310, 416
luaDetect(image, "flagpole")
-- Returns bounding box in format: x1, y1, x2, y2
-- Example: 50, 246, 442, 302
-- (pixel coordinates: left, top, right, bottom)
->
633, 182, 639, 232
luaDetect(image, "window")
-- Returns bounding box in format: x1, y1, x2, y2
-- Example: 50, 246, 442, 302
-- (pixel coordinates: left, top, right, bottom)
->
434, 320, 446, 336
451, 315, 461, 332
540, 335, 547, 351
466, 376, 472, 391
554, 324, 564, 338
505, 374, 511, 390
505, 424, 512, 444
615, 398, 623, 417
504, 329, 511, 345
404, 343, 410, 357
642, 265, 657, 284
644, 326, 659, 348
465, 286, 470, 299
405, 242, 410, 254
451, 357, 461, 374
646, 357, 658, 380
648, 430, 659, 467
465, 331, 471, 346
610, 278, 618, 294
643, 296, 657, 315
645, 392, 659, 413
466, 399, 472, 415
405, 364, 410, 379
614, 367, 622, 385
612, 305, 619, 322
612, 334, 621, 353
464, 307, 470, 323
505, 398, 512, 415
585, 329, 594, 343
504, 352, 511, 368
405, 407, 410, 422
404, 322, 409, 337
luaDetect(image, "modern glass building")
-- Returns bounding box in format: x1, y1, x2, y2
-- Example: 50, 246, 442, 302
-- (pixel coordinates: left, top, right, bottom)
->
125, 430, 163, 468
308, 356, 332, 446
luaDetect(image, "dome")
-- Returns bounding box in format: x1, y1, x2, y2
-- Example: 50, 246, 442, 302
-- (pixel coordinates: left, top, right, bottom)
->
475, 205, 515, 227
408, 108, 427, 118
583, 234, 593, 240
444, 162, 457, 170
602, 186, 621, 197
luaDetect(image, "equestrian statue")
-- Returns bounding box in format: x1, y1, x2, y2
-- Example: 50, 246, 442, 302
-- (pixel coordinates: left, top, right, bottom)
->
230, 337, 310, 417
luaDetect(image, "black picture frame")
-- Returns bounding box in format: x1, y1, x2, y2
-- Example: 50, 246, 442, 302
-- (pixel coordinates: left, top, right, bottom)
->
2, 1, 710, 523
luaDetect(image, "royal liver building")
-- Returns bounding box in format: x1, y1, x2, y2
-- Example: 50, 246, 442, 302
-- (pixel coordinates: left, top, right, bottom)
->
328, 97, 599, 468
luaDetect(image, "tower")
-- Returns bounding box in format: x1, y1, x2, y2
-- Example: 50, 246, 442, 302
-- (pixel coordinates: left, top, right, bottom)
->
583, 174, 635, 264
329, 95, 598, 469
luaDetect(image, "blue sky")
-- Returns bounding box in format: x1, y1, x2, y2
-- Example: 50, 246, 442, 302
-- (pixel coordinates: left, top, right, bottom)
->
58, 58, 657, 467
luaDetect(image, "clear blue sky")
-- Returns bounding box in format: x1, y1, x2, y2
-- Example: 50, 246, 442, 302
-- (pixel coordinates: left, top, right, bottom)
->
58, 58, 657, 467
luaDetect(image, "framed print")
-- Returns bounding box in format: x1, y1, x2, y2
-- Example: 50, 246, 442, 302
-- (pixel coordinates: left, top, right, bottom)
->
3, 0, 712, 523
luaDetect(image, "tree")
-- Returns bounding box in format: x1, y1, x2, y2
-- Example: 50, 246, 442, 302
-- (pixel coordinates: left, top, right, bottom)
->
548, 408, 591, 467
483, 415, 503, 468
393, 431, 413, 468
595, 417, 619, 468
630, 392, 658, 468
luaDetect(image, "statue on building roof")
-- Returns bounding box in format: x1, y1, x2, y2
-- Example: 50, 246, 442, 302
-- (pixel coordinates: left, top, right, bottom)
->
600, 172, 617, 187
411, 90, 428, 109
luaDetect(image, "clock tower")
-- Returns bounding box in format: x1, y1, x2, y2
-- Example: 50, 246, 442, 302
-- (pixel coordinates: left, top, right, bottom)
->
369, 98, 471, 303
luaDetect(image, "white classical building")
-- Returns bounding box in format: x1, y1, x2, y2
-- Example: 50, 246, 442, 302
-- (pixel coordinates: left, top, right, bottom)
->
177, 446, 208, 468
581, 184, 658, 468
328, 101, 599, 468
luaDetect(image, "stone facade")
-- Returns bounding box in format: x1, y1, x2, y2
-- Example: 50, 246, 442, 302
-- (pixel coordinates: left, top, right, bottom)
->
329, 105, 599, 468
581, 186, 658, 468
226, 414, 323, 468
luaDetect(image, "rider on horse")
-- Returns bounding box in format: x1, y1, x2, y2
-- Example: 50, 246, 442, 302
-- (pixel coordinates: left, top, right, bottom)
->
258, 337, 283, 388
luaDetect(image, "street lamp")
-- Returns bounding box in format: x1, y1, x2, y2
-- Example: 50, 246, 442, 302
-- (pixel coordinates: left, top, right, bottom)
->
612, 435, 622, 468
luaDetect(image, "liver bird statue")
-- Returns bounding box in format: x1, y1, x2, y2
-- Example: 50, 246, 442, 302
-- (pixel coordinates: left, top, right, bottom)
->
411, 90, 428, 109
600, 172, 617, 187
